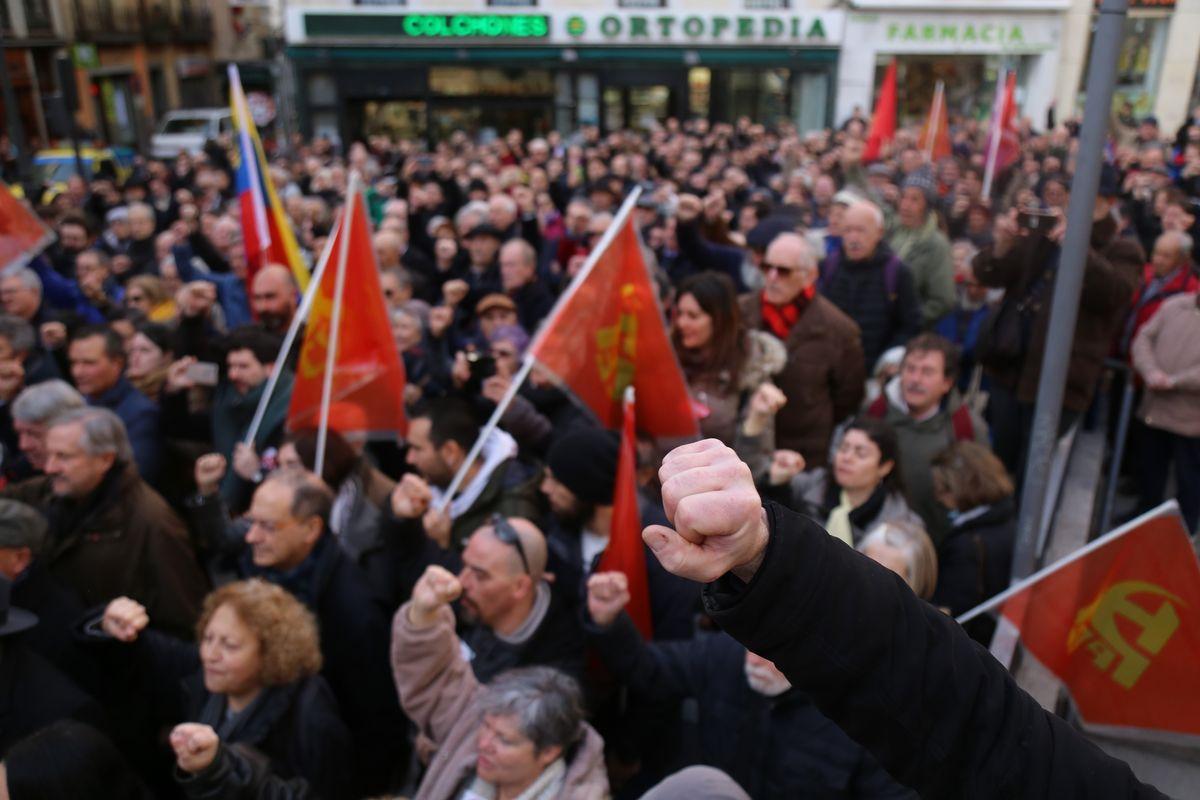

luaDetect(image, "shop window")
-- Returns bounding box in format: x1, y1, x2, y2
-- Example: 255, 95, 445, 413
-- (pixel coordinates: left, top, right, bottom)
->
577, 74, 599, 126
603, 87, 624, 130
760, 69, 789, 125
307, 74, 337, 107
689, 67, 711, 119
429, 68, 553, 98
361, 101, 427, 141
1081, 14, 1168, 117
629, 86, 670, 130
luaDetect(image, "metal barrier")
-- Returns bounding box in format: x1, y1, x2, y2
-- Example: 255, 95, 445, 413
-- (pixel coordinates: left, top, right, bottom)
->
1097, 358, 1136, 537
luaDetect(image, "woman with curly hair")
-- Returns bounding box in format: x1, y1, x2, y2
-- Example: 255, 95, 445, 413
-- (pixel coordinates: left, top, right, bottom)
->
96, 580, 353, 799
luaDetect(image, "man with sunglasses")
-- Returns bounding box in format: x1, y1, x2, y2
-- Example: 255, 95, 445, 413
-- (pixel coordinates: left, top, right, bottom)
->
738, 233, 865, 470
454, 515, 585, 683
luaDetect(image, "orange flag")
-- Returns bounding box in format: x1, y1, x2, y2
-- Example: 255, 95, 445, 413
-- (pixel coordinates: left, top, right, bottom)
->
529, 208, 697, 438
863, 60, 897, 163
0, 180, 54, 272
598, 389, 653, 639
999, 506, 1200, 737
919, 81, 952, 163
287, 188, 406, 437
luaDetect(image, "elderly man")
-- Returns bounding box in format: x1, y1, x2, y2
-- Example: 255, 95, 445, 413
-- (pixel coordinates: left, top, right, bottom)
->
1132, 292, 1200, 533
2, 407, 206, 638
821, 200, 922, 372
226, 468, 407, 794
1118, 230, 1199, 358
68, 324, 160, 478
249, 264, 299, 335
0, 269, 47, 327
499, 238, 554, 332
889, 174, 956, 325
865, 333, 990, 544
740, 233, 864, 469
10, 380, 86, 481
126, 202, 159, 277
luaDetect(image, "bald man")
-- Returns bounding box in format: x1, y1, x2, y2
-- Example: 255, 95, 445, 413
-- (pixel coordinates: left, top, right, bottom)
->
740, 233, 864, 468
251, 264, 299, 334
453, 516, 585, 683
820, 201, 922, 371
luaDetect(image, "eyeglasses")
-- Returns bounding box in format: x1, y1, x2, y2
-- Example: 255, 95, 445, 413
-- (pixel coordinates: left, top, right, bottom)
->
490, 347, 516, 359
490, 513, 530, 575
759, 262, 803, 277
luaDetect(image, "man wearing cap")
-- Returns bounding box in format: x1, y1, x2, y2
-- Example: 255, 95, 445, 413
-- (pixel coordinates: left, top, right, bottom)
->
540, 426, 698, 639
889, 173, 956, 325
974, 164, 1143, 476
460, 222, 505, 312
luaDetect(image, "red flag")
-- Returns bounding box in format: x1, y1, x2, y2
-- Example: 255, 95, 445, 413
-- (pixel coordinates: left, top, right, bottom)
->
598, 390, 653, 639
863, 60, 897, 163
1000, 506, 1200, 738
982, 70, 1020, 197
287, 188, 406, 437
0, 180, 54, 272
919, 81, 952, 163
529, 208, 697, 438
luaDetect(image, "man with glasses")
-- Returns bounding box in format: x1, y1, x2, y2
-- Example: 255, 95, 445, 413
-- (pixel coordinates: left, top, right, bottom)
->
234, 467, 410, 795
739, 233, 865, 470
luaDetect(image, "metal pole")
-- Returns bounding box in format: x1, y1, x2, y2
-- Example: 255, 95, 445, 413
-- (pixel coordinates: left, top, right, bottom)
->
1098, 361, 1136, 535
0, 24, 32, 191
314, 172, 357, 478
1010, 0, 1129, 582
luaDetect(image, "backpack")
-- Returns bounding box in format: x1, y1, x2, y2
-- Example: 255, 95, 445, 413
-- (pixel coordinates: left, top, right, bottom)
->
866, 395, 976, 441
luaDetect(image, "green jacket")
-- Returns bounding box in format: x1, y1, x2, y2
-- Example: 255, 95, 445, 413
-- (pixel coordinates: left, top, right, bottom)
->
889, 214, 956, 326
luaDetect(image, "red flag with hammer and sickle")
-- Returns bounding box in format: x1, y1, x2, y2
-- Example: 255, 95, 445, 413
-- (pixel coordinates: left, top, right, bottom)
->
0, 180, 54, 272
286, 189, 406, 437
1001, 506, 1200, 736
529, 212, 697, 438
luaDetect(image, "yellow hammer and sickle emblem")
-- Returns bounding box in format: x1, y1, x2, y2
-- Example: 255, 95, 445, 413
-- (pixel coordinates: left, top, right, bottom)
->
298, 291, 333, 380
1067, 580, 1182, 689
595, 284, 639, 402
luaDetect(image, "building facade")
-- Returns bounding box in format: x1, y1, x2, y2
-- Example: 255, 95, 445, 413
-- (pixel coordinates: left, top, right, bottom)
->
284, 0, 846, 144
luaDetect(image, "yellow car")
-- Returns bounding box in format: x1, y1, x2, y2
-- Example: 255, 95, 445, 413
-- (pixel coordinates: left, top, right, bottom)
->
13, 146, 136, 205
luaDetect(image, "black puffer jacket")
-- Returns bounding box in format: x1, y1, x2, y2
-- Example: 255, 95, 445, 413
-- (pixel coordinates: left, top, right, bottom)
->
703, 502, 1167, 799
819, 244, 922, 371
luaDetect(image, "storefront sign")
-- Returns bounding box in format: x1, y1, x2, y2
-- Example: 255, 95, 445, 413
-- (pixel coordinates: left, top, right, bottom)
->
618, 0, 667, 8
849, 12, 1060, 53
561, 11, 842, 44
291, 8, 844, 45
303, 12, 550, 40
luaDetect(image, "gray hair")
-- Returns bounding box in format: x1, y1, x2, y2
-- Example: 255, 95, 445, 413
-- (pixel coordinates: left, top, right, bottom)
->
0, 499, 47, 555
126, 202, 155, 224
12, 380, 86, 425
850, 200, 885, 230
454, 200, 490, 233
1158, 229, 1194, 259
261, 467, 333, 528
4, 268, 42, 296
48, 407, 133, 465
857, 519, 938, 600
479, 666, 584, 754
0, 314, 35, 354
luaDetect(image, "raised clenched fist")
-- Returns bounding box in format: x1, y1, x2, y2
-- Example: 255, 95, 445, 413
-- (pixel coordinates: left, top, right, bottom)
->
169, 723, 220, 774
643, 439, 769, 584
102, 596, 150, 643
409, 565, 463, 628
587, 572, 631, 628
390, 473, 432, 519
194, 453, 228, 496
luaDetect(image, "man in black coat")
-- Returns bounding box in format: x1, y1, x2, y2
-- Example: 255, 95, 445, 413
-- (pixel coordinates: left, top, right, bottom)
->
586, 571, 912, 799
642, 439, 1166, 799
235, 468, 409, 795
820, 200, 922, 371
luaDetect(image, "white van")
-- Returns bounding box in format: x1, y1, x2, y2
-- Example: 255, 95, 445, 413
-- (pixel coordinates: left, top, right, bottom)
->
151, 108, 233, 159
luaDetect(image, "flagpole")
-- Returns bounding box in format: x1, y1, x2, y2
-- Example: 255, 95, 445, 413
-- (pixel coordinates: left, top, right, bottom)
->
241, 211, 341, 447
435, 187, 645, 514
314, 172, 358, 477
955, 500, 1180, 625
981, 71, 1007, 199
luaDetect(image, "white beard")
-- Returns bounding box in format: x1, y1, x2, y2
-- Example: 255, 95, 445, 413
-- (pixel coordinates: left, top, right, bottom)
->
745, 662, 792, 697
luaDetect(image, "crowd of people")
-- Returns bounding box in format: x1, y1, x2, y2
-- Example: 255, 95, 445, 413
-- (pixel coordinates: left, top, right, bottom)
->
0, 104, 1198, 799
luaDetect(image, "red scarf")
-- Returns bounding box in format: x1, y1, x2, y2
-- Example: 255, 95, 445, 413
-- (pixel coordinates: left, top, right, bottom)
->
760, 286, 815, 340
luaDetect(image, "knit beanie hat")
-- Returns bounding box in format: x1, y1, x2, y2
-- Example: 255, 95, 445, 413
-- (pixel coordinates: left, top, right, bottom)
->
901, 171, 939, 208
545, 426, 620, 505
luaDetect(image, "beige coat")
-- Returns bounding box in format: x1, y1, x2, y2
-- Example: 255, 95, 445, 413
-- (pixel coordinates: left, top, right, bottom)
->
1131, 292, 1200, 437
391, 603, 609, 800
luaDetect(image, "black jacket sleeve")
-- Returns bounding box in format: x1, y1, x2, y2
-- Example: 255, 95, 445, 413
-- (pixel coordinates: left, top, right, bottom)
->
587, 611, 708, 702
177, 745, 315, 800
702, 502, 1167, 800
